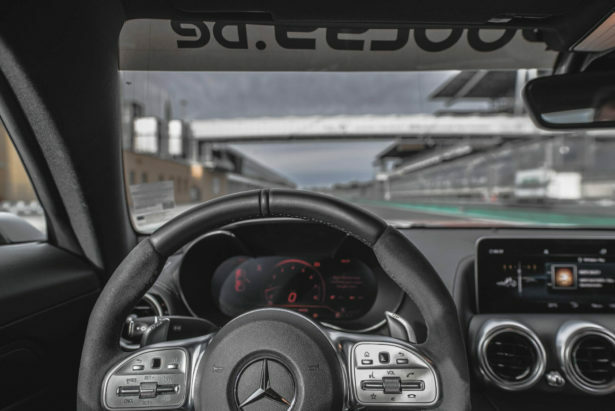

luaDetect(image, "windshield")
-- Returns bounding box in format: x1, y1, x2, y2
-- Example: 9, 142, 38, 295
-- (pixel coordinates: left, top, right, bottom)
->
120, 69, 615, 231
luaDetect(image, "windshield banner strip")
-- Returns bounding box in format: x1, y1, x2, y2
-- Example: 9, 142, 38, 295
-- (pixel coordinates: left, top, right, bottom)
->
120, 20, 556, 71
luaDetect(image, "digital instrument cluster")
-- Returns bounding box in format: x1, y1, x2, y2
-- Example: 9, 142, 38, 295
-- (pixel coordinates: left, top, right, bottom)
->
476, 238, 615, 313
211, 256, 378, 322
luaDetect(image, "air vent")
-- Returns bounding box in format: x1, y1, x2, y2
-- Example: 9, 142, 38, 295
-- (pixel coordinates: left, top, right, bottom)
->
477, 320, 546, 391
573, 335, 615, 385
558, 322, 615, 395
486, 331, 537, 382
131, 293, 164, 318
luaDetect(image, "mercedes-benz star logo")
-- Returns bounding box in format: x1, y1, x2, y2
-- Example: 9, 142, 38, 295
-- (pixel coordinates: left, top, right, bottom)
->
235, 358, 295, 410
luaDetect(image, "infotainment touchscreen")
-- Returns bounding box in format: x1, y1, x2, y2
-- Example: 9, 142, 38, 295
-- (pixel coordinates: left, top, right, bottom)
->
476, 238, 615, 313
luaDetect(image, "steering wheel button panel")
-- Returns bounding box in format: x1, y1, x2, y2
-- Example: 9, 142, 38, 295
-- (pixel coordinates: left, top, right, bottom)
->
102, 348, 188, 410
351, 343, 438, 407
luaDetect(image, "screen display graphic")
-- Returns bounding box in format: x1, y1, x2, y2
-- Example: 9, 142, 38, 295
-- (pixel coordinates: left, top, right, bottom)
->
476, 238, 615, 313
212, 255, 378, 321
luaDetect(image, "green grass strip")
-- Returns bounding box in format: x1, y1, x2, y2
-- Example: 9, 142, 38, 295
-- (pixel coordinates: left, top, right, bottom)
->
357, 199, 615, 226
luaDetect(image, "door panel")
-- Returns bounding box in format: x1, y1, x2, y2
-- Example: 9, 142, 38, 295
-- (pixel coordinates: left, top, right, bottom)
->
0, 243, 99, 410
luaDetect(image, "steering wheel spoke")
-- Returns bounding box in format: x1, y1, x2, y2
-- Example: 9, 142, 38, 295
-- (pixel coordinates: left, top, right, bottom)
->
327, 329, 440, 409
101, 334, 214, 410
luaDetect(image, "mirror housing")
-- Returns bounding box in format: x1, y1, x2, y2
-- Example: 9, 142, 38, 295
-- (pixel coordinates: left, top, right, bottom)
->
524, 71, 615, 130
0, 212, 44, 244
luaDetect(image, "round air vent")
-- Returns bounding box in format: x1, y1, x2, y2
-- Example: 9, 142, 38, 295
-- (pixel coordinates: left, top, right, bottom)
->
477, 320, 546, 391
131, 293, 164, 318
557, 321, 615, 394
573, 335, 615, 385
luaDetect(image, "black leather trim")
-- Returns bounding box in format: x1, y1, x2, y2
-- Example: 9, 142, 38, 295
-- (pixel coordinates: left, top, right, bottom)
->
77, 239, 164, 411
452, 255, 476, 331
0, 243, 99, 326
150, 189, 387, 256
150, 190, 263, 256
373, 227, 471, 411
79, 189, 470, 410
267, 188, 385, 247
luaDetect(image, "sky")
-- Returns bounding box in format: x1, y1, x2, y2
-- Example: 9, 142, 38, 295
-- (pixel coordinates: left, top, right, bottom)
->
121, 71, 459, 120
120, 71, 484, 186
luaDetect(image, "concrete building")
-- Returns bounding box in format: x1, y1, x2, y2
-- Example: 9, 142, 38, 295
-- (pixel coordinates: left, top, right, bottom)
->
123, 144, 295, 207
324, 70, 615, 205
121, 98, 296, 213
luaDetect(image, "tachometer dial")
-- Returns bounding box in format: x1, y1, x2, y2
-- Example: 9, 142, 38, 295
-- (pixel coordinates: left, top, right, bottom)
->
263, 259, 326, 311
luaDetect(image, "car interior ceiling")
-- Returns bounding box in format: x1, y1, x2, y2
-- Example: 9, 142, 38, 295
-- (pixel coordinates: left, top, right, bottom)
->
4, 0, 615, 410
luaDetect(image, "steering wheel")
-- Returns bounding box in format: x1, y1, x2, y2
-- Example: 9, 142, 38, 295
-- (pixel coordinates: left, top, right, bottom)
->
77, 189, 470, 411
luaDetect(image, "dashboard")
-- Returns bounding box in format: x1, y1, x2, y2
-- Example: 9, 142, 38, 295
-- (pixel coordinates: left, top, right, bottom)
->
139, 223, 615, 410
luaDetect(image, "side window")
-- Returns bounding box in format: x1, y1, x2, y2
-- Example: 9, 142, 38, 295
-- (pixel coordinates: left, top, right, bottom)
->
0, 120, 46, 238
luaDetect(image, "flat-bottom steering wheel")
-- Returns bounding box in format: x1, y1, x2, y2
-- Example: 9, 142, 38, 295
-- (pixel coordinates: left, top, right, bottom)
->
77, 189, 470, 410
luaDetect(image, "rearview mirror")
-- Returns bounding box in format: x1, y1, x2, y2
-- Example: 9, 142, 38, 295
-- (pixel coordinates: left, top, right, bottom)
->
524, 71, 615, 129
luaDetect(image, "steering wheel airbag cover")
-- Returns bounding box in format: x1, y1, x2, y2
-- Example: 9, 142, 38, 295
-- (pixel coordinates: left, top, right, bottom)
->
195, 308, 344, 410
